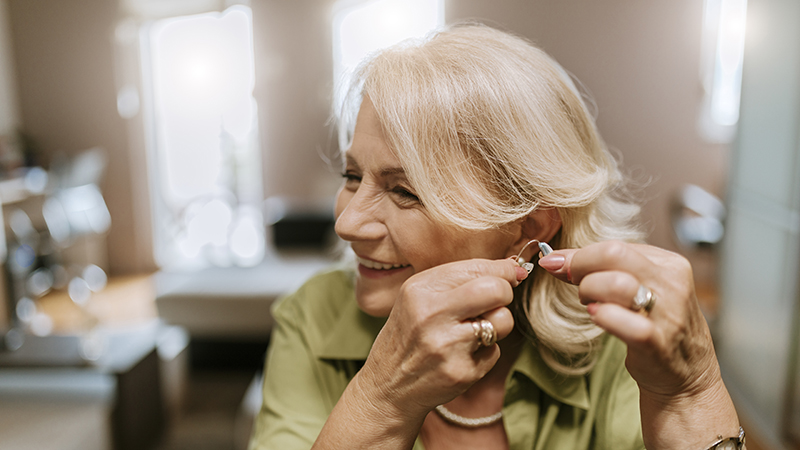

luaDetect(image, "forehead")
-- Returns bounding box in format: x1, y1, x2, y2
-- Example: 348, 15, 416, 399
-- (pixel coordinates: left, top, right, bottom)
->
344, 98, 406, 176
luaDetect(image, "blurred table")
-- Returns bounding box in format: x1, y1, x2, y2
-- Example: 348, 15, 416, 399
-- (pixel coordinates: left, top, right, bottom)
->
37, 274, 158, 333
155, 253, 332, 340
0, 275, 188, 450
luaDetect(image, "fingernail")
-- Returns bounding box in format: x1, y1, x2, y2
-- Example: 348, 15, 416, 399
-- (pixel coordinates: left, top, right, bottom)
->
586, 302, 599, 316
515, 266, 529, 281
538, 254, 565, 271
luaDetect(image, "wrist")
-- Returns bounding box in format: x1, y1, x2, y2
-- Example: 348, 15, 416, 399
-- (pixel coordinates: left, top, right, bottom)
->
348, 369, 428, 433
314, 372, 424, 450
701, 426, 746, 450
639, 378, 741, 450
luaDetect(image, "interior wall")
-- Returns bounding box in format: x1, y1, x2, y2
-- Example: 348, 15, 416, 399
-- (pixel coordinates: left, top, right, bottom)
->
0, 0, 18, 135
7, 0, 147, 274
251, 0, 341, 204
4, 0, 727, 273
445, 0, 728, 251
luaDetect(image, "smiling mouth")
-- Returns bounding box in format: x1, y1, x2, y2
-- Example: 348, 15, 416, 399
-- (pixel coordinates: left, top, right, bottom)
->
356, 256, 410, 271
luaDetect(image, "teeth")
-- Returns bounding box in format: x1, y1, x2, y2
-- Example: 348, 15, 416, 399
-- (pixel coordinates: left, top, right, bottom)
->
357, 256, 409, 270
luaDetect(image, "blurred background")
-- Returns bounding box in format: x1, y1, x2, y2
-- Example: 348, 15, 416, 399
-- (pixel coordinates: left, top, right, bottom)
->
0, 0, 797, 449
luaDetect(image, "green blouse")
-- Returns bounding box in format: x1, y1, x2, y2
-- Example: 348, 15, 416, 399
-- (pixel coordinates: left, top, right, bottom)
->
249, 268, 644, 450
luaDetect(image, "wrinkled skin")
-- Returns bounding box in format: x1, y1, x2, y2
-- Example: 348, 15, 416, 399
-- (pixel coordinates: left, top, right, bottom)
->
540, 242, 740, 450
313, 97, 740, 449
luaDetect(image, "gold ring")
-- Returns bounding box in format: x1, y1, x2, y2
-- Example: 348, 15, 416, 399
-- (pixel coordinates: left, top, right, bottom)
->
471, 319, 482, 341
478, 319, 497, 346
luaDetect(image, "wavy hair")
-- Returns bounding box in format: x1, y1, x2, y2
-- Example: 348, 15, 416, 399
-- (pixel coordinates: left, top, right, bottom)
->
337, 23, 644, 375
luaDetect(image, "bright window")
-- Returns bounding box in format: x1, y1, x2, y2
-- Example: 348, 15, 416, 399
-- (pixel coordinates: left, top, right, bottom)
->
142, 5, 264, 269
699, 0, 748, 142
332, 0, 444, 110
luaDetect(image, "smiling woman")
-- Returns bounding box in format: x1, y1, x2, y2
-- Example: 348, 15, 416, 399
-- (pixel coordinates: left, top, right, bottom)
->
334, 98, 529, 318
334, 28, 647, 376
249, 24, 744, 450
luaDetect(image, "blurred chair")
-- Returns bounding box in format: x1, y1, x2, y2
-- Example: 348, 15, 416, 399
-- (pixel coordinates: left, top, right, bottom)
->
2, 148, 110, 353
234, 371, 263, 450
669, 184, 727, 319
42, 147, 111, 267
670, 183, 726, 249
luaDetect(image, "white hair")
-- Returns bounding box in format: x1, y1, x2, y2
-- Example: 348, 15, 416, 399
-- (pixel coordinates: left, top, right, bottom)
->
338, 23, 644, 375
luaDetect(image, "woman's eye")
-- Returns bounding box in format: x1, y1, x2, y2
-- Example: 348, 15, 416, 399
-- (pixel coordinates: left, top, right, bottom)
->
391, 186, 420, 205
341, 172, 361, 190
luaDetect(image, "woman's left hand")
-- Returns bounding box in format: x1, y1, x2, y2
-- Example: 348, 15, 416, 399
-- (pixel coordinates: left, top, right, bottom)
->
538, 241, 741, 449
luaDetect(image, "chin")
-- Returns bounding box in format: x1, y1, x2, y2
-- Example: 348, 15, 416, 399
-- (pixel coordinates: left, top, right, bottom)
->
355, 281, 399, 318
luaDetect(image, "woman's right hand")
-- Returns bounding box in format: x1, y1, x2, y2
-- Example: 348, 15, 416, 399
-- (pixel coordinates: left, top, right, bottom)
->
351, 258, 526, 427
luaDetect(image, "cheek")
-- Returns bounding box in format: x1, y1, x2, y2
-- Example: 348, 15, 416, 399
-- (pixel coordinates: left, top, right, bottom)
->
392, 223, 459, 270
401, 226, 516, 270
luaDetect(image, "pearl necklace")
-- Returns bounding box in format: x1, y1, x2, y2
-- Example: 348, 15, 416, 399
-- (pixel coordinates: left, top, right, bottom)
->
434, 404, 503, 428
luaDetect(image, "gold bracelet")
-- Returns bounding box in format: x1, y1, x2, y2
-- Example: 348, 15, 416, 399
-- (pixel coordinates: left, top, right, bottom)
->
703, 427, 745, 450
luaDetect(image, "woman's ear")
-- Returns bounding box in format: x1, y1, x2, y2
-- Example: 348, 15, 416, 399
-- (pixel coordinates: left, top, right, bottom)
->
509, 207, 562, 261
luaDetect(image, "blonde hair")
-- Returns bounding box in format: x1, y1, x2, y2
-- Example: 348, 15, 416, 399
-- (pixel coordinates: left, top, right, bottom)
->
338, 24, 644, 375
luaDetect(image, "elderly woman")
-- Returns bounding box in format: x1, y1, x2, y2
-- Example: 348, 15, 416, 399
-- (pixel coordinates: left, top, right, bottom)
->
249, 24, 743, 450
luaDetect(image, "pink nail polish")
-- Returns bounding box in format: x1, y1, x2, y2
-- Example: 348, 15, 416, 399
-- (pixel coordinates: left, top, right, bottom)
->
515, 266, 529, 281
538, 254, 565, 271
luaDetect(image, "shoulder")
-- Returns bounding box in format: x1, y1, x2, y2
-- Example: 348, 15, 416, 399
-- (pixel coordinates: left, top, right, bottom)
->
252, 268, 358, 449
272, 266, 355, 325
270, 266, 382, 359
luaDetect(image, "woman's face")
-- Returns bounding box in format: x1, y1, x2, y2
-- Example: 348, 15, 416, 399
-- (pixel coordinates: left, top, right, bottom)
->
334, 98, 522, 317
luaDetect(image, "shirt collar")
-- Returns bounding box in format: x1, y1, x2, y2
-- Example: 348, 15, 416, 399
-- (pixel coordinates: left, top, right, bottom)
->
511, 341, 591, 410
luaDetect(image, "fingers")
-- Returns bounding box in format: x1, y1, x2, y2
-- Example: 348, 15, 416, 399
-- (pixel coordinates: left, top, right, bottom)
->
536, 240, 722, 406
403, 258, 525, 323
449, 275, 515, 320
478, 305, 514, 341
587, 301, 654, 345
367, 258, 527, 415
568, 241, 657, 285
579, 270, 641, 309
539, 241, 661, 286
423, 258, 528, 293
453, 306, 512, 372
537, 251, 572, 283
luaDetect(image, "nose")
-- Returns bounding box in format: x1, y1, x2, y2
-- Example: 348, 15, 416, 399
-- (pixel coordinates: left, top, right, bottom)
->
334, 187, 387, 243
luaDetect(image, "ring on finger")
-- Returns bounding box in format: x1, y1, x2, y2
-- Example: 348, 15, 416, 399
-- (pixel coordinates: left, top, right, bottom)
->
471, 320, 482, 341
470, 318, 498, 347
632, 285, 657, 312
478, 319, 497, 347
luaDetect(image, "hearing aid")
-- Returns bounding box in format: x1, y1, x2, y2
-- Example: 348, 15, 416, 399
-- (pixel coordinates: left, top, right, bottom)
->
514, 239, 554, 274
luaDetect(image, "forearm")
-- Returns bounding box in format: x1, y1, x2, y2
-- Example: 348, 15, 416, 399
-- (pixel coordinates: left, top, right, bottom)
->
312, 372, 425, 450
640, 376, 741, 450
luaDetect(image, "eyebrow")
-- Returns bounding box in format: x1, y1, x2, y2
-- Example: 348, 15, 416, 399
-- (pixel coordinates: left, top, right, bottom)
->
345, 155, 408, 179
379, 167, 406, 178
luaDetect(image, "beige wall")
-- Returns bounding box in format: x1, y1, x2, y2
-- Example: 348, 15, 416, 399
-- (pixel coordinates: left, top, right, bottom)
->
7, 0, 150, 274
252, 0, 341, 202
445, 0, 728, 250
0, 0, 19, 135
3, 0, 727, 273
